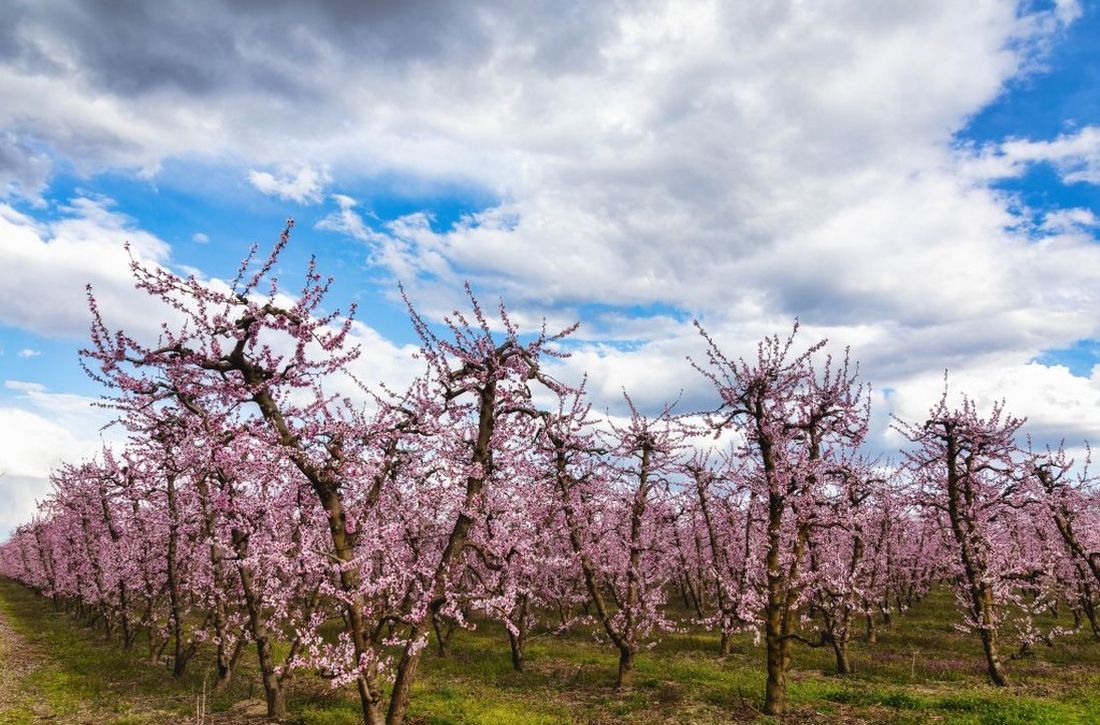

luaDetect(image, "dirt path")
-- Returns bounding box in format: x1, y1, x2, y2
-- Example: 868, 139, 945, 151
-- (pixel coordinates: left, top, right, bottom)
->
0, 586, 268, 725
0, 600, 52, 723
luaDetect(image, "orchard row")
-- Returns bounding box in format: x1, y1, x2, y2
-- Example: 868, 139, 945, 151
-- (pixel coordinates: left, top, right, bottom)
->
1, 221, 1098, 723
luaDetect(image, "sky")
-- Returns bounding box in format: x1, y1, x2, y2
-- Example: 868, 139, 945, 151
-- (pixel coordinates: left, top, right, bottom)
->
2, 0, 1100, 535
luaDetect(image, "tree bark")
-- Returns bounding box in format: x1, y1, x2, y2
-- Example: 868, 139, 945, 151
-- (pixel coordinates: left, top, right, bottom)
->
195, 474, 238, 686
508, 628, 525, 673
388, 381, 499, 725
832, 636, 851, 675
432, 611, 457, 657
164, 473, 195, 677
719, 630, 733, 656
764, 615, 786, 715
233, 527, 287, 719
247, 383, 388, 724
617, 648, 635, 689
942, 426, 1008, 687
762, 434, 788, 716
976, 587, 1008, 686
507, 594, 529, 672
1079, 594, 1100, 640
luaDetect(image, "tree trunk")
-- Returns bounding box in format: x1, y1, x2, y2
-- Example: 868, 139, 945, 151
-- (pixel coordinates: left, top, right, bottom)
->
977, 588, 1008, 686
196, 474, 237, 686
617, 648, 635, 689
762, 439, 787, 716
386, 381, 500, 725
232, 526, 288, 719
214, 639, 246, 693
557, 454, 635, 697
832, 636, 852, 675
979, 627, 1008, 686
165, 474, 194, 677
943, 429, 1008, 688
152, 635, 169, 667
118, 582, 134, 648
764, 620, 786, 715
254, 626, 285, 717
507, 595, 528, 672
99, 477, 134, 649
360, 680, 386, 725
316, 490, 386, 724
264, 681, 287, 722
432, 611, 456, 657
719, 629, 733, 656
508, 628, 525, 672
249, 378, 388, 725
1080, 594, 1100, 640
77, 513, 112, 641
385, 623, 425, 725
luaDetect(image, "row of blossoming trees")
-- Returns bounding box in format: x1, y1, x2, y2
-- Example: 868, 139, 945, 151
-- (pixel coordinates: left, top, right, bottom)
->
2, 222, 1099, 723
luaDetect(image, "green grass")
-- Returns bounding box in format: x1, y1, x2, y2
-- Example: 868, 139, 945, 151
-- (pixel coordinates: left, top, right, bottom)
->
0, 578, 223, 724
1, 578, 1098, 724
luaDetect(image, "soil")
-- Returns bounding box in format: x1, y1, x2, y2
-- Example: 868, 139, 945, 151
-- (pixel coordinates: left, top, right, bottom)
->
0, 601, 53, 722
0, 603, 271, 724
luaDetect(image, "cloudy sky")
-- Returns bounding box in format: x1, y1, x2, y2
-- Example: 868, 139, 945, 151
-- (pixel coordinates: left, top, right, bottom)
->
1, 0, 1100, 534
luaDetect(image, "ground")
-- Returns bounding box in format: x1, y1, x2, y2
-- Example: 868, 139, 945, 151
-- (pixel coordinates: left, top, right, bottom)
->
1, 578, 1098, 724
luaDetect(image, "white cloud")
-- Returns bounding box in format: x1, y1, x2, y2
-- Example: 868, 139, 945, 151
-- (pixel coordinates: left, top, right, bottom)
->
1039, 207, 1099, 234
0, 2, 1073, 209
16, 349, 40, 358
316, 194, 386, 243
884, 361, 1100, 448
4, 380, 44, 393
336, 320, 424, 397
0, 1, 1099, 497
192, 231, 209, 243
3, 379, 117, 438
1054, 0, 1083, 26
960, 125, 1100, 184
248, 163, 331, 204
0, 197, 175, 339
0, 381, 119, 536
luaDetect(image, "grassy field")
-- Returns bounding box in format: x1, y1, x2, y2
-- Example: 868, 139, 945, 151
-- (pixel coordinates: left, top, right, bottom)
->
1, 578, 1099, 724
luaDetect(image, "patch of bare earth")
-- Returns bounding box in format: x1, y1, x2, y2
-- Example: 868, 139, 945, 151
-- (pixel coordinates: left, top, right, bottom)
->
0, 602, 52, 721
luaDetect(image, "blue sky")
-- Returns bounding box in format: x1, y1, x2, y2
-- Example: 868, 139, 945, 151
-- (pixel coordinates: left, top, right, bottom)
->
2, 0, 1100, 534
960, 2, 1100, 375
